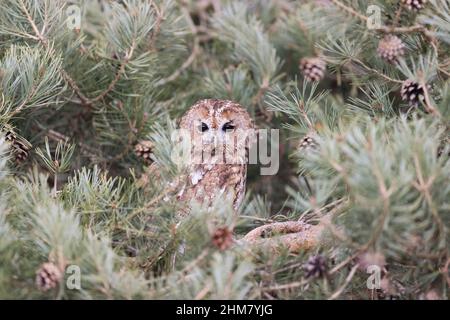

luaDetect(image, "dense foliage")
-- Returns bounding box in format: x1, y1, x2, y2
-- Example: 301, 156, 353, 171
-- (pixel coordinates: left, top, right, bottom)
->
0, 0, 448, 299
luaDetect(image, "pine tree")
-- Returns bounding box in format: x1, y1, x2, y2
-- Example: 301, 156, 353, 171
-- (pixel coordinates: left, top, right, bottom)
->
0, 0, 448, 300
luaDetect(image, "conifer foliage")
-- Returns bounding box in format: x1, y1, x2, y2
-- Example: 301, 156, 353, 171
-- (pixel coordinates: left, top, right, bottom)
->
0, 0, 449, 299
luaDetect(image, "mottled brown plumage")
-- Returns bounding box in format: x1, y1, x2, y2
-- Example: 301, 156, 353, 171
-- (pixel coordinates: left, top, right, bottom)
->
176, 99, 255, 215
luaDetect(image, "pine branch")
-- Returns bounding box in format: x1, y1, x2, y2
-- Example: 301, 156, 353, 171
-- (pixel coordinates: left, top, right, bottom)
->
330, 0, 368, 22
148, 0, 164, 50
418, 73, 441, 116
90, 42, 136, 104
353, 58, 404, 84
154, 3, 199, 87
18, 0, 91, 106
328, 263, 359, 300
330, 0, 437, 38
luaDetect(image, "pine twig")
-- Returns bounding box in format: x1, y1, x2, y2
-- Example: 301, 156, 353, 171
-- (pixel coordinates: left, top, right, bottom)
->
123, 177, 182, 223
331, 0, 436, 39
331, 0, 368, 22
262, 279, 308, 292
418, 75, 441, 117
32, 122, 104, 162
9, 81, 38, 118
18, 0, 91, 106
90, 42, 136, 104
328, 263, 359, 300
154, 4, 199, 87
353, 58, 403, 84
148, 0, 164, 50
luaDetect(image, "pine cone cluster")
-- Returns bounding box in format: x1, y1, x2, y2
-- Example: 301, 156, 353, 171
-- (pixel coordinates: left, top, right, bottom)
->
298, 134, 318, 153
401, 79, 430, 107
4, 130, 32, 163
401, 0, 427, 11
304, 255, 328, 279
211, 226, 233, 251
300, 57, 326, 82
35, 262, 63, 291
134, 140, 154, 164
377, 35, 405, 63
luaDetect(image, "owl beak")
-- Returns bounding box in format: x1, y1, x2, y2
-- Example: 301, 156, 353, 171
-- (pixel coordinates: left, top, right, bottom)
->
203, 134, 218, 146
202, 135, 219, 159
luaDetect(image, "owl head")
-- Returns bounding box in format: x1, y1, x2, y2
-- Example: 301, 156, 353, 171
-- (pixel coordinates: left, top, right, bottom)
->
179, 99, 255, 165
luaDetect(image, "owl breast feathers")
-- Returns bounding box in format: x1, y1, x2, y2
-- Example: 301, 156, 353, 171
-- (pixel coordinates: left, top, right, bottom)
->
176, 99, 255, 214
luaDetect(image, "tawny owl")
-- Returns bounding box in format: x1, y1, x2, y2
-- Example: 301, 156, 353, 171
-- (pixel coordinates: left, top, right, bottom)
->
175, 99, 255, 215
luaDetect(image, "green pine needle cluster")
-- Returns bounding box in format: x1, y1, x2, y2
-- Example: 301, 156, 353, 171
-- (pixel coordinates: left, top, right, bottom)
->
0, 0, 448, 300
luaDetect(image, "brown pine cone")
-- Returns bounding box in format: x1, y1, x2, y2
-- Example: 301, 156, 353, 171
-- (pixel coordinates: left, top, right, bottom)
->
298, 134, 318, 153
3, 129, 32, 163
211, 226, 233, 251
400, 79, 430, 107
377, 35, 405, 63
35, 262, 63, 291
401, 0, 427, 11
304, 255, 328, 279
300, 57, 326, 82
134, 140, 154, 164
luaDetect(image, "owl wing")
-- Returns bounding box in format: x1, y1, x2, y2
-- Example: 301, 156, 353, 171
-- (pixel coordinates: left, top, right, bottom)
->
176, 164, 247, 215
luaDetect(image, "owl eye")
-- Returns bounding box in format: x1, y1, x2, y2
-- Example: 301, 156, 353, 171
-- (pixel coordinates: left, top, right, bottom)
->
222, 122, 235, 132
199, 122, 209, 132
